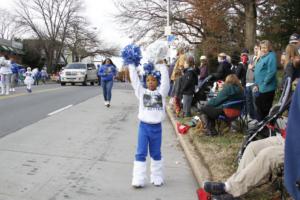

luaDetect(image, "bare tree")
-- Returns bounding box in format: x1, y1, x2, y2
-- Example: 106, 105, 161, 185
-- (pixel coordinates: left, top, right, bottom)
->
65, 17, 119, 62
14, 0, 83, 71
0, 9, 20, 40
114, 0, 203, 45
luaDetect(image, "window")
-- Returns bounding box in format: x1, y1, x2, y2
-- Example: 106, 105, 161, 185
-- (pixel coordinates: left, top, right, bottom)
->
65, 63, 86, 69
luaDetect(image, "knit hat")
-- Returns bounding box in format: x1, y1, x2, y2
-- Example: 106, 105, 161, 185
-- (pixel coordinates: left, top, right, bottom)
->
241, 48, 249, 54
289, 33, 300, 44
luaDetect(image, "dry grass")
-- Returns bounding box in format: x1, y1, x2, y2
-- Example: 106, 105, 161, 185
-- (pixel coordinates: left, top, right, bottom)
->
188, 121, 286, 200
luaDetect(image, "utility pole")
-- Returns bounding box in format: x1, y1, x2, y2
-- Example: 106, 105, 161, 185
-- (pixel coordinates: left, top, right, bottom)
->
167, 0, 170, 28
166, 0, 171, 64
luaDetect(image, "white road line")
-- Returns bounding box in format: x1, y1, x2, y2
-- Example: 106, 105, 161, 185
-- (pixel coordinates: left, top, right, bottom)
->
48, 105, 73, 116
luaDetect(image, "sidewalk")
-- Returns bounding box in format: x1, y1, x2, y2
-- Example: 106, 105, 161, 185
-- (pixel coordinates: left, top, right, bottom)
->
0, 88, 198, 200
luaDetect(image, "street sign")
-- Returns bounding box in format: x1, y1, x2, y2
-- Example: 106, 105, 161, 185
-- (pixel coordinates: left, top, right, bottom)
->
167, 35, 175, 43
164, 26, 172, 36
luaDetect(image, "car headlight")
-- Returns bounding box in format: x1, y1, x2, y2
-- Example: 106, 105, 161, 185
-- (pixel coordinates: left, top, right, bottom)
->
78, 72, 85, 75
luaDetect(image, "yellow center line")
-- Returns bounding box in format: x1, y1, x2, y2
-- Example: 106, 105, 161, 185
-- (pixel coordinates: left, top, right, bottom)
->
0, 87, 70, 100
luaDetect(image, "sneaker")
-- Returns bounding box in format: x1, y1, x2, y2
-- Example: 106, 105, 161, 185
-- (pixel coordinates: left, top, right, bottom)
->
104, 101, 108, 106
107, 103, 110, 108
12, 88, 15, 92
211, 194, 235, 200
204, 181, 226, 195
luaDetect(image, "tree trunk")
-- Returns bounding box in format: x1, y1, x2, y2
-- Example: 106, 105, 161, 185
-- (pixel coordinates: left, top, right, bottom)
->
244, 1, 257, 53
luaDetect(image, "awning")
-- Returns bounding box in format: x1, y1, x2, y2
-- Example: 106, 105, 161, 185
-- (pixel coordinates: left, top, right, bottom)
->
7, 46, 15, 52
0, 45, 9, 51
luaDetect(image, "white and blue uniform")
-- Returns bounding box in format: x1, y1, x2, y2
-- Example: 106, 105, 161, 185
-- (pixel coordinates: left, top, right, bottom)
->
129, 63, 170, 187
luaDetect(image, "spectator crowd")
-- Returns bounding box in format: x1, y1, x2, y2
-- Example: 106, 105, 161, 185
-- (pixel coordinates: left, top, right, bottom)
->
165, 33, 300, 200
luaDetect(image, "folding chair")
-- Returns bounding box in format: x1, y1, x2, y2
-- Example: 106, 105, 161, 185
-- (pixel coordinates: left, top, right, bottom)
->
216, 99, 246, 135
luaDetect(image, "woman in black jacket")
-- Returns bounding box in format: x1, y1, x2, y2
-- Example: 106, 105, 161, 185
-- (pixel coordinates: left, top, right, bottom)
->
180, 56, 198, 117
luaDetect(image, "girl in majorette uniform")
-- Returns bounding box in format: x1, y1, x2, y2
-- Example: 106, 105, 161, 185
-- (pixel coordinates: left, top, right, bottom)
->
24, 67, 34, 93
122, 42, 170, 188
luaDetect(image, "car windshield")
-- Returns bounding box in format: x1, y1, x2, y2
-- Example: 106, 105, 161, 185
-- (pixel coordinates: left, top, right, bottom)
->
65, 63, 86, 69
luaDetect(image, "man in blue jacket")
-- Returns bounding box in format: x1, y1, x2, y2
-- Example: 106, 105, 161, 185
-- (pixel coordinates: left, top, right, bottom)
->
10, 60, 19, 92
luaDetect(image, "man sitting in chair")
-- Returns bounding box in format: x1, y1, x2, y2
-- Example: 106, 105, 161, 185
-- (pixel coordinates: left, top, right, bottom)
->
198, 74, 244, 136
203, 83, 299, 199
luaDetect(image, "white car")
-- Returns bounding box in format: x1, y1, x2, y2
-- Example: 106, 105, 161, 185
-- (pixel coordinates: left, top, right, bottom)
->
60, 63, 98, 86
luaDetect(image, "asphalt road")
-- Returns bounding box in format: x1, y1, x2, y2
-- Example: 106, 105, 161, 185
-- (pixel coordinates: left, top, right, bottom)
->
0, 86, 198, 200
0, 82, 130, 138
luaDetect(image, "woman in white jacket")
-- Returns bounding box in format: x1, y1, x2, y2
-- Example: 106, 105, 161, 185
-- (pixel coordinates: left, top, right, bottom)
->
0, 54, 12, 95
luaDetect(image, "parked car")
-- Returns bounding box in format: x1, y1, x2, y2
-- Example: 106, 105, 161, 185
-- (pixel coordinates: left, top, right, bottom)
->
60, 63, 98, 86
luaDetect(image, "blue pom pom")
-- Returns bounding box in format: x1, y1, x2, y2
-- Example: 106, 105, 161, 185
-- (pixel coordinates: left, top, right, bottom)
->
121, 44, 142, 66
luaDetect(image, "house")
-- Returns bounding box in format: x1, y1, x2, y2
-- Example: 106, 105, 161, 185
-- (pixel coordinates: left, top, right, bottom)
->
0, 38, 25, 63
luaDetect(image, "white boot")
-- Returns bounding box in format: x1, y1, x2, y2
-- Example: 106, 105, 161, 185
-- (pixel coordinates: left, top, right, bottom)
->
0, 85, 4, 95
132, 161, 147, 188
5, 85, 9, 95
150, 159, 164, 186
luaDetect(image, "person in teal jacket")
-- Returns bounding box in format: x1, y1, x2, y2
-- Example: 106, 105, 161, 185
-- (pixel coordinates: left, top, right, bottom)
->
198, 74, 244, 136
253, 40, 277, 121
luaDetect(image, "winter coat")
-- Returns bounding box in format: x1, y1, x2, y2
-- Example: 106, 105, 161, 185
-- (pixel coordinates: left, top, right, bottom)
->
284, 82, 300, 199
10, 62, 19, 74
281, 61, 300, 88
254, 51, 277, 93
0, 57, 12, 74
232, 62, 247, 86
212, 61, 232, 81
199, 65, 208, 81
207, 84, 243, 109
180, 67, 198, 95
98, 64, 117, 81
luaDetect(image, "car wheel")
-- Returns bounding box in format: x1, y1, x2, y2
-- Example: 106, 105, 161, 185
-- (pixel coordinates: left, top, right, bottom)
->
82, 76, 87, 86
90, 81, 94, 86
71, 82, 75, 86
61, 82, 66, 86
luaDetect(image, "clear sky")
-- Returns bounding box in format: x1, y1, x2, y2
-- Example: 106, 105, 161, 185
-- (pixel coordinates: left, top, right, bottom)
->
0, 0, 131, 47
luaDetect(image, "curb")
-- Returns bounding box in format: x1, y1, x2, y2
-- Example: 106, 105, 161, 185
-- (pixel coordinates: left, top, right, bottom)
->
166, 106, 211, 187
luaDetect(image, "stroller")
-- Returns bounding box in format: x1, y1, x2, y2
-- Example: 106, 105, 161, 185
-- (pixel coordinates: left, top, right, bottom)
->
236, 77, 292, 163
192, 75, 214, 108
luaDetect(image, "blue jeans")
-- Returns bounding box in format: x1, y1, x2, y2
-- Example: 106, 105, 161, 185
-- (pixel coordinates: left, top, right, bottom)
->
168, 80, 174, 96
135, 121, 162, 162
101, 80, 113, 101
245, 85, 257, 119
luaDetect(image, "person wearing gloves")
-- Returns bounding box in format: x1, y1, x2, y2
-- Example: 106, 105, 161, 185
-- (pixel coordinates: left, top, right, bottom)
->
98, 58, 117, 107
0, 54, 12, 95
122, 42, 170, 188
